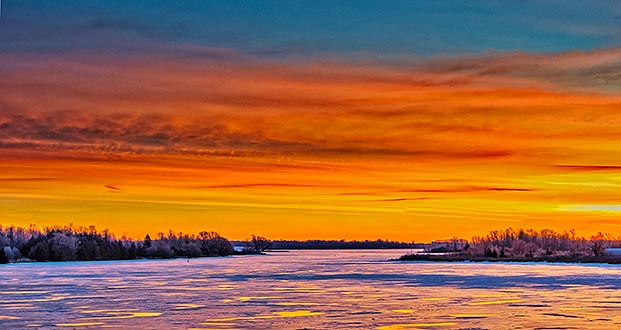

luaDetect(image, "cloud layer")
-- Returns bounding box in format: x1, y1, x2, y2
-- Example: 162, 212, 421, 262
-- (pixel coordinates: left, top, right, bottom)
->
3, 47, 621, 239
3, 48, 621, 160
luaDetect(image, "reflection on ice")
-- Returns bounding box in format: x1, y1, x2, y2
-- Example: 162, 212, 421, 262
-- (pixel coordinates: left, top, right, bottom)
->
449, 313, 490, 318
80, 311, 162, 320
468, 299, 523, 305
173, 303, 204, 310
235, 296, 282, 302
392, 310, 414, 313
1, 303, 35, 310
201, 309, 324, 323
273, 302, 319, 306
377, 322, 458, 329
0, 315, 19, 320
273, 310, 324, 317
56, 322, 106, 327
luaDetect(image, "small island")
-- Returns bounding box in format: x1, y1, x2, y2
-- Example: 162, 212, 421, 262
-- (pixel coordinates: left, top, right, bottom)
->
0, 224, 273, 264
399, 227, 621, 265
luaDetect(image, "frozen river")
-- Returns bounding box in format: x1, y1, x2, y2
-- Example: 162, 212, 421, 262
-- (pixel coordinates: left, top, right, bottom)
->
1, 249, 621, 329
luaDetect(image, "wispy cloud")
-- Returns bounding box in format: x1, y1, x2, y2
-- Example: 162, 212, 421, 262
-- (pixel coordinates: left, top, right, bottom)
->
104, 185, 122, 192
553, 165, 621, 171
419, 48, 621, 92
2, 48, 621, 163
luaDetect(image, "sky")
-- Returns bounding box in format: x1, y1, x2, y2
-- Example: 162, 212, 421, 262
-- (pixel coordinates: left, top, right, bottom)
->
2, 1, 621, 241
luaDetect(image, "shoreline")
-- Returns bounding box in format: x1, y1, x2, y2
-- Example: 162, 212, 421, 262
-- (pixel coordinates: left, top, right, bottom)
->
1, 253, 263, 265
397, 253, 621, 265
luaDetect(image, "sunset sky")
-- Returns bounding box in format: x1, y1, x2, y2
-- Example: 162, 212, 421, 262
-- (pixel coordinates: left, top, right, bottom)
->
2, 1, 621, 241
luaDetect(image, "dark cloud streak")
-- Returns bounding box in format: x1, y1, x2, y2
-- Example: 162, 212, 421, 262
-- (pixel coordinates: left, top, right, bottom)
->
554, 165, 621, 171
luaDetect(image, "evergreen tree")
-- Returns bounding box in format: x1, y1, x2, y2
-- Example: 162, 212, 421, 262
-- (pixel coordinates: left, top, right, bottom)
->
144, 234, 152, 248
0, 247, 9, 264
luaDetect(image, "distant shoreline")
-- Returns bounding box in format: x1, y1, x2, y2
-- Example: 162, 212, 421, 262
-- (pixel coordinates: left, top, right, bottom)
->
397, 253, 621, 265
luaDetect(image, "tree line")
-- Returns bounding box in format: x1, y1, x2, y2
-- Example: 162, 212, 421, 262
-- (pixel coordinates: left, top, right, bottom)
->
267, 239, 423, 250
461, 227, 620, 258
0, 224, 269, 263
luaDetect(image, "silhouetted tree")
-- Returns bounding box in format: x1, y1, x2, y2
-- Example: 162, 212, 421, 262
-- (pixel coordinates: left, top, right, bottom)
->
251, 235, 272, 253
590, 232, 608, 256
77, 240, 100, 261
28, 241, 49, 262
149, 241, 174, 258
128, 242, 137, 260
0, 247, 9, 264
144, 234, 152, 248
196, 231, 233, 256
48, 232, 78, 261
181, 241, 201, 258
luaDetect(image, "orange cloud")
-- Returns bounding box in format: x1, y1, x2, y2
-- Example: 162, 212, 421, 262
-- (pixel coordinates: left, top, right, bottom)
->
2, 47, 621, 240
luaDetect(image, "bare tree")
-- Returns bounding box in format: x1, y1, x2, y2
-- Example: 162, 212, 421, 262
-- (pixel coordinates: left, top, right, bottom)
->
251, 235, 272, 253
590, 232, 608, 256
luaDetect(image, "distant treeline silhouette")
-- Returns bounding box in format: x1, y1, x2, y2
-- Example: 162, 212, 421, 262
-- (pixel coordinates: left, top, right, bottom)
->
468, 228, 619, 258
401, 227, 621, 263
0, 224, 267, 263
268, 239, 424, 250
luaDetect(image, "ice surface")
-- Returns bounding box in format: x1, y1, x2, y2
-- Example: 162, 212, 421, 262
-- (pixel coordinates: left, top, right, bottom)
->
1, 250, 621, 329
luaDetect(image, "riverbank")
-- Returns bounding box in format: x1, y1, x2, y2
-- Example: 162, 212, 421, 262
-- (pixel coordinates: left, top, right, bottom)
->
398, 253, 621, 264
